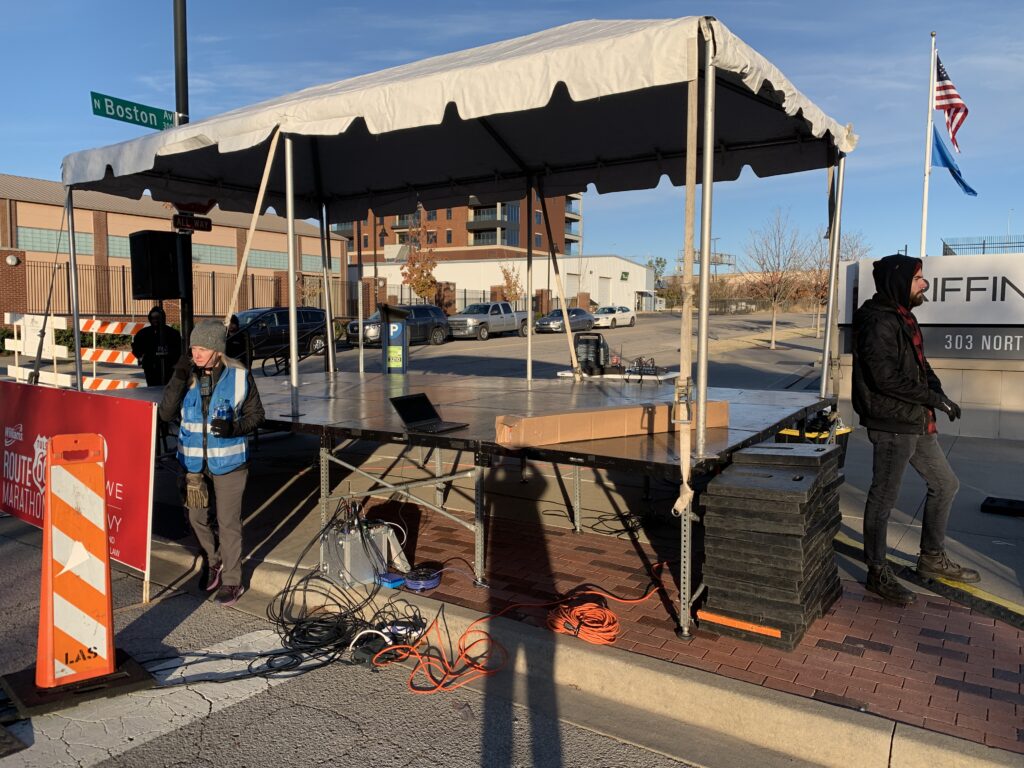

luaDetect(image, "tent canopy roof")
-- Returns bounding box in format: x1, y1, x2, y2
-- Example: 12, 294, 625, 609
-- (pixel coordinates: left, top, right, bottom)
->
62, 16, 856, 222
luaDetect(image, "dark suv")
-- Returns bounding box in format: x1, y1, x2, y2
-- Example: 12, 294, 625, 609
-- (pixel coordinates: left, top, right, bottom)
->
234, 307, 328, 359
346, 304, 450, 346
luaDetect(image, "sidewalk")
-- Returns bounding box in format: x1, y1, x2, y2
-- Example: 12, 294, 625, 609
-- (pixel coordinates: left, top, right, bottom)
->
140, 425, 1023, 767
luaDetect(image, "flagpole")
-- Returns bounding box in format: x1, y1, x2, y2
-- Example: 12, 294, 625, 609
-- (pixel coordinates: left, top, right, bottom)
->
918, 32, 937, 259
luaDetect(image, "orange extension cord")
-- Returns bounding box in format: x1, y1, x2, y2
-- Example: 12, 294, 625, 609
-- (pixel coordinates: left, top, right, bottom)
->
371, 561, 673, 694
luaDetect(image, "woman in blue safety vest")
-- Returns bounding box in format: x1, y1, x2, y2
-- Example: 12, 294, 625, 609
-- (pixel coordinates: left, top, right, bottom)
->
159, 318, 264, 607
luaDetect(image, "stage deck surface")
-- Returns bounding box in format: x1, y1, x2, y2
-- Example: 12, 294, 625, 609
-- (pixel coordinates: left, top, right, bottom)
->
226, 372, 830, 474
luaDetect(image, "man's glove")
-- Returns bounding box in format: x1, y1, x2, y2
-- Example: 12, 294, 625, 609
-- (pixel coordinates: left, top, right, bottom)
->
937, 397, 961, 421
210, 418, 235, 437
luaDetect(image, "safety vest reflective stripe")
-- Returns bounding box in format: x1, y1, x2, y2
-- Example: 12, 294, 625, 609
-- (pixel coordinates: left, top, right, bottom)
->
179, 443, 247, 458
180, 420, 204, 433
231, 365, 246, 408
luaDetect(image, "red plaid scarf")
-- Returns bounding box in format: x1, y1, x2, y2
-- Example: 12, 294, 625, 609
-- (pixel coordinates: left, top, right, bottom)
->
896, 304, 936, 434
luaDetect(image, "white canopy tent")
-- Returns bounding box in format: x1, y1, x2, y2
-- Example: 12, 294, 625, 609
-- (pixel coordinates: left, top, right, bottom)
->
62, 16, 856, 634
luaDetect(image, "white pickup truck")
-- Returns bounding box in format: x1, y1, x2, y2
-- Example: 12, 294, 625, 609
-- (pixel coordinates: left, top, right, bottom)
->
448, 301, 529, 340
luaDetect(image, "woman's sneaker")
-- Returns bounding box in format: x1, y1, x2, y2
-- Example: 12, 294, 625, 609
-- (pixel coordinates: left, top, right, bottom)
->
917, 551, 981, 583
204, 562, 223, 592
215, 585, 245, 607
866, 565, 916, 605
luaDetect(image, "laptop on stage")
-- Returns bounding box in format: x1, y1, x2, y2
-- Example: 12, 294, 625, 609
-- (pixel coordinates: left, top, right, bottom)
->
389, 393, 469, 434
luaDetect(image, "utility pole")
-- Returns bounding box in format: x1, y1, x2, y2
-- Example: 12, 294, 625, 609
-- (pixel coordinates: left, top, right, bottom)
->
174, 0, 189, 126
173, 0, 193, 352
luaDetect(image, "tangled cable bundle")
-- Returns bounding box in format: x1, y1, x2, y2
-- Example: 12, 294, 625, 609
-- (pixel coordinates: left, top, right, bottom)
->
546, 598, 621, 645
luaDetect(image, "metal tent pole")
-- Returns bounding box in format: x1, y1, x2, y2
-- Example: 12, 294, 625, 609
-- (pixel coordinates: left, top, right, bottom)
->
319, 203, 338, 373
526, 178, 534, 383
356, 220, 365, 373
66, 189, 84, 390
695, 21, 717, 458
285, 136, 300, 416
820, 154, 847, 399
675, 32, 701, 638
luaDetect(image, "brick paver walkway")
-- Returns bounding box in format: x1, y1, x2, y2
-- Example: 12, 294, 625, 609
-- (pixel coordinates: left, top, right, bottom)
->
367, 500, 1024, 755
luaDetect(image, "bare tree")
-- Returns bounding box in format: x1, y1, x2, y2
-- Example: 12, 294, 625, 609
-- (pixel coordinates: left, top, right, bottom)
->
806, 228, 871, 338
745, 209, 808, 349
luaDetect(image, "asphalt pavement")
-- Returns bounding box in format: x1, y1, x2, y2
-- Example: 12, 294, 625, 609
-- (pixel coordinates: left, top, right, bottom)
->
1, 311, 1021, 766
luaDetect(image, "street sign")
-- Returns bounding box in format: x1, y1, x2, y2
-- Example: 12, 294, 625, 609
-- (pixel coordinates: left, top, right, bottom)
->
172, 213, 212, 233
91, 91, 174, 131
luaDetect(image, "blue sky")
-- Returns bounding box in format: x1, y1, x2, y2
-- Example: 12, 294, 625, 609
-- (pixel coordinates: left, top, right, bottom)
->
3, 1, 1022, 270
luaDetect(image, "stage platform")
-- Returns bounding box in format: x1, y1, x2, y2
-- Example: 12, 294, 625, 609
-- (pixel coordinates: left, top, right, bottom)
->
111, 370, 832, 634
251, 371, 831, 473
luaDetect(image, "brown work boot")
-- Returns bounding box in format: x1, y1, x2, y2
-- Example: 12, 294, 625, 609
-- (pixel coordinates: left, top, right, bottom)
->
866, 565, 917, 606
917, 551, 981, 583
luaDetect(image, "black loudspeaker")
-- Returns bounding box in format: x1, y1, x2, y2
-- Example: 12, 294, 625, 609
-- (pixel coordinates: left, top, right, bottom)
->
129, 231, 185, 300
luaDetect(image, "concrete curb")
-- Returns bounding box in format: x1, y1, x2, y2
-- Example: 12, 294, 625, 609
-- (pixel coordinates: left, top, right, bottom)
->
147, 537, 1021, 768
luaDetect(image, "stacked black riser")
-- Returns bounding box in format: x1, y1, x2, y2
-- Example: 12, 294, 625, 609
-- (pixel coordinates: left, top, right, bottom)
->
700, 442, 844, 650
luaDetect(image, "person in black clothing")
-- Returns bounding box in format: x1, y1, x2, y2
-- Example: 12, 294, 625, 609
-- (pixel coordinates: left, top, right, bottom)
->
851, 254, 979, 605
132, 307, 183, 386
159, 319, 264, 607
225, 314, 251, 368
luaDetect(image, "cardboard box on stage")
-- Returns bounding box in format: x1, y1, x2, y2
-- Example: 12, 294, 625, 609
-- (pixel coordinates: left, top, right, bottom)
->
494, 400, 729, 448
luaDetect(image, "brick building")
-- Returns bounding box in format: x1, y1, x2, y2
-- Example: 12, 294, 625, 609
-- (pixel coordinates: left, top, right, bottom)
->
337, 191, 583, 266
0, 173, 348, 325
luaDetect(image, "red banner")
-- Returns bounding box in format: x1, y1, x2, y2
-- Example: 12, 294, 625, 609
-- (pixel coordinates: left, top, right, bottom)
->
1, 381, 156, 572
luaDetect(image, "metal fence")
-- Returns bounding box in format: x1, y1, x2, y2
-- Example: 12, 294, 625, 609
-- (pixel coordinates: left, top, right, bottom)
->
382, 284, 528, 313
25, 262, 278, 319
941, 235, 1024, 256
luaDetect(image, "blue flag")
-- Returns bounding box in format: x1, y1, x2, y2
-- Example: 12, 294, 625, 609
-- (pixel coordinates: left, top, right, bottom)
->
932, 125, 977, 196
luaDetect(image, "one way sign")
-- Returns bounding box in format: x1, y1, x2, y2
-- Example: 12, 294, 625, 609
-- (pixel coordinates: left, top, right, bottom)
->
173, 213, 212, 232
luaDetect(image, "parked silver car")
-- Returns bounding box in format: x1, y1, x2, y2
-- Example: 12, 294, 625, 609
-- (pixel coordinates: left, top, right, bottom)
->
534, 307, 595, 333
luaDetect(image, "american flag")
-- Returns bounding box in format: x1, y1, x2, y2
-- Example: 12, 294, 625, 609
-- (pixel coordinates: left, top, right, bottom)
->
935, 55, 968, 152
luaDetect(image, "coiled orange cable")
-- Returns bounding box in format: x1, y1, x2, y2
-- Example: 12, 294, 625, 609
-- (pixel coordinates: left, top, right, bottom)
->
372, 561, 674, 693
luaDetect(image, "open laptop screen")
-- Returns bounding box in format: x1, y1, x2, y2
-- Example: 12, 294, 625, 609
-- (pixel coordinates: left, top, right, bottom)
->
390, 393, 441, 425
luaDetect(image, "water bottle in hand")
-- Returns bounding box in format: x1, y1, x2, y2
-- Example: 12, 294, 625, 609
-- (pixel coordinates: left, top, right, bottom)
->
214, 399, 233, 423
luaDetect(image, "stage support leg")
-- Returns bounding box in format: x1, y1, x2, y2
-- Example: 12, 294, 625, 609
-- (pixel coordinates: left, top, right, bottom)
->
573, 465, 582, 533
319, 435, 330, 568
434, 448, 444, 508
473, 463, 487, 587
679, 504, 694, 638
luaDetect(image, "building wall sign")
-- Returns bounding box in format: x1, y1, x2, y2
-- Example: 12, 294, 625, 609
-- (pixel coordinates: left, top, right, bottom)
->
854, 253, 1024, 326
925, 326, 1024, 360
839, 253, 1024, 360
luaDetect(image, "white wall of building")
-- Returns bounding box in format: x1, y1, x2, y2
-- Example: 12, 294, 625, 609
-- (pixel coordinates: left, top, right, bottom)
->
359, 253, 651, 308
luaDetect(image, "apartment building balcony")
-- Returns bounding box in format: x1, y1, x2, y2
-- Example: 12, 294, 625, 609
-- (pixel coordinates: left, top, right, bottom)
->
392, 214, 420, 230
565, 193, 583, 218
467, 209, 514, 230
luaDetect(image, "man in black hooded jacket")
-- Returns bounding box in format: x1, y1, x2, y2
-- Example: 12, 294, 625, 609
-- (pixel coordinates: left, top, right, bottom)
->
852, 254, 979, 605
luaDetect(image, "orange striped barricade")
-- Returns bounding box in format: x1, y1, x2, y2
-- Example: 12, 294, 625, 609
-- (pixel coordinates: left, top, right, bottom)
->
79, 319, 147, 390
0, 433, 152, 716
37, 433, 115, 688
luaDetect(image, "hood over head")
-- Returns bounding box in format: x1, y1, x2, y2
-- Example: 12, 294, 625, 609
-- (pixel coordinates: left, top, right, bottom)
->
872, 254, 922, 309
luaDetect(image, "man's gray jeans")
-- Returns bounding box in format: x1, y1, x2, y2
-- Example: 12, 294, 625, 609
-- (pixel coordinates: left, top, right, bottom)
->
863, 430, 959, 569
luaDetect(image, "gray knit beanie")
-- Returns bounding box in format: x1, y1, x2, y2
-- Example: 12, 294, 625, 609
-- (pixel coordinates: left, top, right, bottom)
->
189, 319, 226, 353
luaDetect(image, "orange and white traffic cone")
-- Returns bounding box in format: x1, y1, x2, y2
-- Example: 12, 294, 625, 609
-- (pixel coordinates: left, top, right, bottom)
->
35, 433, 115, 689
